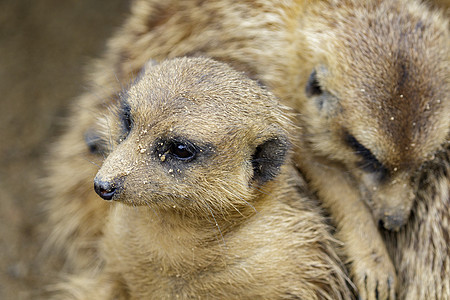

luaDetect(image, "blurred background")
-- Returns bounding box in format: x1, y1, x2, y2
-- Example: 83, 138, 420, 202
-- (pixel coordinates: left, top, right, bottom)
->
0, 0, 447, 299
0, 1, 129, 298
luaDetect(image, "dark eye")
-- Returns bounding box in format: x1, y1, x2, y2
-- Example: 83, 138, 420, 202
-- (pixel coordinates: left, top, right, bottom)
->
305, 70, 323, 97
121, 102, 133, 134
169, 142, 196, 161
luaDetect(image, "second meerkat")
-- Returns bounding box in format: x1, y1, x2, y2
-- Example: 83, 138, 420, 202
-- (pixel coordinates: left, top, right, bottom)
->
54, 57, 352, 299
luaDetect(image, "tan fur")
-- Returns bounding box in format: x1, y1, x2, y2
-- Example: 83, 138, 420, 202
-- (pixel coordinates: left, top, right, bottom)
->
53, 57, 351, 299
43, 0, 449, 299
295, 2, 449, 299
43, 104, 111, 271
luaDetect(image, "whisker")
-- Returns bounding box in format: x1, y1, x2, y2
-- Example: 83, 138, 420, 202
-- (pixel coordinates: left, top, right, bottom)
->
82, 157, 101, 169
142, 198, 161, 221
248, 181, 271, 196
215, 178, 258, 213
203, 201, 226, 248
113, 70, 127, 92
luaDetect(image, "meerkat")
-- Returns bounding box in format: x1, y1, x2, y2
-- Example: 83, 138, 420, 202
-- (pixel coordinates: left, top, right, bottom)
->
295, 2, 449, 299
381, 148, 449, 300
52, 57, 352, 299
43, 0, 449, 298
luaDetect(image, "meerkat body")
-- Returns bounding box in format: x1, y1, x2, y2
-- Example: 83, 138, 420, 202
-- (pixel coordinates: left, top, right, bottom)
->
54, 57, 351, 299
44, 0, 449, 298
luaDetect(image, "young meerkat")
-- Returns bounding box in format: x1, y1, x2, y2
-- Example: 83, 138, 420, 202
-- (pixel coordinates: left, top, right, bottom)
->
43, 0, 449, 298
55, 57, 352, 299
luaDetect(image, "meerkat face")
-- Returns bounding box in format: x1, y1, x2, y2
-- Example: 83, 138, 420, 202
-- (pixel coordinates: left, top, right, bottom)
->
300, 1, 449, 230
92, 57, 291, 215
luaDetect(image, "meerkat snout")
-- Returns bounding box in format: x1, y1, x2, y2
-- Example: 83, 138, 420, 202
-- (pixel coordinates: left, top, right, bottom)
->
378, 212, 405, 232
94, 177, 124, 201
358, 168, 417, 230
374, 180, 416, 231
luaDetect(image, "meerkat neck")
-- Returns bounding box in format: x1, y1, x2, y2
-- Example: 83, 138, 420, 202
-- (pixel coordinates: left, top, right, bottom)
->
110, 200, 255, 248
106, 203, 242, 271
107, 170, 291, 254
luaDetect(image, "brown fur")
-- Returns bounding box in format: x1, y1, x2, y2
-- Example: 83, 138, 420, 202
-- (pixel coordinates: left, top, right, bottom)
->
53, 57, 351, 299
383, 147, 450, 299
43, 0, 449, 299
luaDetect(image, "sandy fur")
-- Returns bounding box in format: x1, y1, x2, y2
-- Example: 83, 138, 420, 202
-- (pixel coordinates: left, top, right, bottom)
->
43, 0, 449, 299
51, 57, 352, 299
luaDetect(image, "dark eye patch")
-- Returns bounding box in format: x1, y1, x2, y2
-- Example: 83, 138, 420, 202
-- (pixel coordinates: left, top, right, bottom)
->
345, 133, 388, 179
169, 142, 196, 161
121, 101, 133, 135
155, 137, 207, 164
305, 70, 323, 97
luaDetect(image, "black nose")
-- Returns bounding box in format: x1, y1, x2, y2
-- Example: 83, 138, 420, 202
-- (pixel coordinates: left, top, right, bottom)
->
94, 178, 120, 200
379, 214, 405, 232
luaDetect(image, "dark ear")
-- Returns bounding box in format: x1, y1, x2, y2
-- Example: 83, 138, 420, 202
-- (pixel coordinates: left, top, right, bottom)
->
305, 69, 323, 97
252, 136, 290, 184
305, 67, 339, 113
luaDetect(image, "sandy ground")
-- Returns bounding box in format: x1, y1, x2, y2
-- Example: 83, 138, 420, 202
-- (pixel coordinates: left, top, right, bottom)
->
0, 1, 129, 298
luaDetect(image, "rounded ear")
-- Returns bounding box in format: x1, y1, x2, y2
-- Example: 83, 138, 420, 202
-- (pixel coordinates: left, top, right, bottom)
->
251, 136, 290, 184
305, 69, 323, 97
305, 66, 339, 113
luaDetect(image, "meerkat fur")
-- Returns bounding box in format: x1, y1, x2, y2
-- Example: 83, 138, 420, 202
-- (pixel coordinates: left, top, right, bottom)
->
52, 57, 352, 300
43, 0, 449, 299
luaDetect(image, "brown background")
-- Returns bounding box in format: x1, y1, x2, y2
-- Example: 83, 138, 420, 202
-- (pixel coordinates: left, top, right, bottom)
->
0, 1, 129, 298
0, 0, 447, 299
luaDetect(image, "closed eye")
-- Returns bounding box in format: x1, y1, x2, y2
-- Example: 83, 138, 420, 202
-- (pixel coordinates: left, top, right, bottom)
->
345, 133, 388, 179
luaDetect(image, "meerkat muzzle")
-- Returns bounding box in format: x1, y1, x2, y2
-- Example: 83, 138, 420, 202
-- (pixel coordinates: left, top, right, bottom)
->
94, 177, 124, 201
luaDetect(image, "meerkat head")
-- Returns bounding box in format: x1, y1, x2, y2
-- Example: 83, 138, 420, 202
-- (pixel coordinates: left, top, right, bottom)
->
300, 0, 449, 230
92, 57, 292, 216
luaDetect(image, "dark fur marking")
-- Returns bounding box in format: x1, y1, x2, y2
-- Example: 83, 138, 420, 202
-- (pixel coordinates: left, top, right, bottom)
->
120, 99, 133, 136
305, 70, 323, 98
154, 136, 214, 172
375, 281, 379, 300
414, 20, 425, 32
345, 133, 388, 180
398, 62, 408, 89
252, 137, 289, 184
